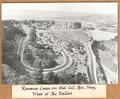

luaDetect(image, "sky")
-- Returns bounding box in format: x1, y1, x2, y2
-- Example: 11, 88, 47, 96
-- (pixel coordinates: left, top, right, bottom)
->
2, 3, 118, 20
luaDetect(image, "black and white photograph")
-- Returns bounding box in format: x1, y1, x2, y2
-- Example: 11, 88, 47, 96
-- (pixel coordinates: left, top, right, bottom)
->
2, 3, 118, 84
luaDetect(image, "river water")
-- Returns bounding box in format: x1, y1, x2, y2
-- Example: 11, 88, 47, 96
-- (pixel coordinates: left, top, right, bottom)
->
90, 29, 117, 41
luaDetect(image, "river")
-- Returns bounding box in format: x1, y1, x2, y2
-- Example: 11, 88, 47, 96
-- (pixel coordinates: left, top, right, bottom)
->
90, 29, 117, 41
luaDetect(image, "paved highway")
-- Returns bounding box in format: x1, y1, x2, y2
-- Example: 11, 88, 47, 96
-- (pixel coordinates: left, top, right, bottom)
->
85, 43, 98, 84
17, 36, 73, 74
18, 37, 98, 84
17, 28, 98, 84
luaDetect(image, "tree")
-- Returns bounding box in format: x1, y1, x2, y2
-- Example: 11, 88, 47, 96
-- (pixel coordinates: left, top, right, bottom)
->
76, 72, 82, 84
46, 71, 55, 84
24, 49, 35, 65
28, 26, 37, 45
32, 59, 43, 84
45, 71, 60, 84
84, 55, 88, 66
73, 22, 81, 29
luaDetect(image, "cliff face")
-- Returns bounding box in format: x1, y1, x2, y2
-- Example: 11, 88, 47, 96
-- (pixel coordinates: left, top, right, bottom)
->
91, 38, 118, 84
2, 20, 27, 80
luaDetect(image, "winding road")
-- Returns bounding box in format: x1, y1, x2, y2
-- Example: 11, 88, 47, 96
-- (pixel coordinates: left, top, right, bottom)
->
17, 30, 98, 84
17, 36, 73, 74
85, 43, 98, 84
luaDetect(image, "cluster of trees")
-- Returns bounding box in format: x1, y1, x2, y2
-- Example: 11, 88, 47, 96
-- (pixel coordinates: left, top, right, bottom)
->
44, 71, 89, 84
67, 40, 86, 55
3, 20, 27, 77
3, 63, 89, 84
3, 54, 89, 84
26, 27, 59, 69
24, 48, 35, 65
35, 49, 58, 69
28, 26, 37, 45
18, 70, 89, 84
92, 40, 107, 51
24, 43, 59, 69
20, 58, 88, 84
73, 22, 81, 29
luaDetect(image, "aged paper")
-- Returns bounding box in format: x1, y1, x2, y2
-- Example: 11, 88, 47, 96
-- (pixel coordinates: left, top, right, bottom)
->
0, 2, 119, 99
